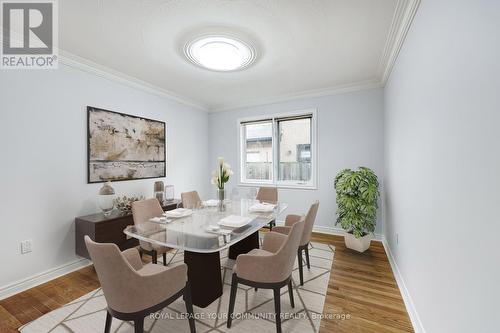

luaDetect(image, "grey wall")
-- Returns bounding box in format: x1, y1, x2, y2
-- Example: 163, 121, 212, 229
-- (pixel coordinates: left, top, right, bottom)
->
0, 64, 209, 290
208, 88, 385, 235
384, 1, 500, 332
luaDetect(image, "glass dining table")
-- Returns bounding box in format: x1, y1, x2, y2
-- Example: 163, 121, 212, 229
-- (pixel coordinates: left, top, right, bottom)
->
124, 199, 287, 307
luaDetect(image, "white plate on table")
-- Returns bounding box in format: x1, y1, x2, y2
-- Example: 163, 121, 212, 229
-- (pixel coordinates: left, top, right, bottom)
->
205, 225, 232, 236
149, 216, 169, 224
217, 215, 253, 228
203, 199, 219, 207
249, 202, 276, 212
163, 208, 193, 218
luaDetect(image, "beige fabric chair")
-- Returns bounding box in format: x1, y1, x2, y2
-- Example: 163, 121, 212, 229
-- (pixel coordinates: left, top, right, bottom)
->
256, 186, 278, 204
256, 187, 278, 229
131, 199, 170, 265
181, 191, 202, 209
84, 236, 195, 333
273, 201, 320, 285
227, 218, 305, 333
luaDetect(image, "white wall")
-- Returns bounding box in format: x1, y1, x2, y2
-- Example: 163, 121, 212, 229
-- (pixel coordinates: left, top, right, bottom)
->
384, 1, 500, 332
208, 89, 385, 235
0, 64, 209, 291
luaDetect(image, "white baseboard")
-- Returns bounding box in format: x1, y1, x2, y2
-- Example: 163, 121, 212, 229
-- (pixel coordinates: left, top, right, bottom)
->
0, 258, 91, 300
287, 221, 424, 331
0, 230, 423, 333
311, 225, 384, 240
381, 238, 426, 333
275, 220, 384, 240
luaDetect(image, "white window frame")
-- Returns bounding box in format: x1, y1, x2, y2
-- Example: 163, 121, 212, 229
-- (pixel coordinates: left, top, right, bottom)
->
238, 109, 318, 189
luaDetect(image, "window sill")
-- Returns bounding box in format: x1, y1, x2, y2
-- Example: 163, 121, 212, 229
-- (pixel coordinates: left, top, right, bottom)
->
238, 182, 318, 190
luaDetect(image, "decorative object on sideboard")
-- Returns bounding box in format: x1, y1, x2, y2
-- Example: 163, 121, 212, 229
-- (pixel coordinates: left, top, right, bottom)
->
154, 181, 165, 203
113, 195, 145, 214
165, 185, 175, 202
87, 106, 166, 183
211, 157, 233, 212
334, 167, 380, 253
97, 181, 116, 216
75, 199, 181, 260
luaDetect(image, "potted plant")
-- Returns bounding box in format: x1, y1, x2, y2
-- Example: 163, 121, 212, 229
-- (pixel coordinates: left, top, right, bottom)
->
334, 167, 379, 252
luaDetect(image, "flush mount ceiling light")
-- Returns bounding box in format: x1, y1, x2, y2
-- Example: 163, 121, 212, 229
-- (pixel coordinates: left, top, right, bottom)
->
184, 35, 256, 72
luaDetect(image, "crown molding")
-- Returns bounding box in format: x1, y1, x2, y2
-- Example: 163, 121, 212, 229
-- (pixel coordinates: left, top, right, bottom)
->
209, 0, 420, 113
209, 78, 383, 113
378, 0, 421, 83
59, 51, 208, 111
16, 0, 418, 113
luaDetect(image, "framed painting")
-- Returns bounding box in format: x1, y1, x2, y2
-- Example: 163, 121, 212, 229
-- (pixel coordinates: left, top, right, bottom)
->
87, 106, 166, 183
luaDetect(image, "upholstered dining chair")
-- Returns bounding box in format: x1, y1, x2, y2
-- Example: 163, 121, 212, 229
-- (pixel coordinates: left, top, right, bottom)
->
256, 186, 278, 204
181, 190, 202, 209
227, 217, 305, 333
273, 201, 320, 285
132, 199, 170, 265
84, 236, 196, 333
256, 186, 278, 229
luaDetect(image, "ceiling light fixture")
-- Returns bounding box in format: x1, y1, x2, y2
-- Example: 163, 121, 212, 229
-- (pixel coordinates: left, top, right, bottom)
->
184, 35, 256, 72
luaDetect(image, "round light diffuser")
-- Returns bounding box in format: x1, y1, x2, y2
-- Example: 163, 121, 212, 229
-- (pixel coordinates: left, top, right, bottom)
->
184, 35, 256, 72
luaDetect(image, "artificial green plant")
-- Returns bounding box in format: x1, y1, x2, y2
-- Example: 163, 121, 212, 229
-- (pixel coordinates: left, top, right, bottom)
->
334, 167, 379, 238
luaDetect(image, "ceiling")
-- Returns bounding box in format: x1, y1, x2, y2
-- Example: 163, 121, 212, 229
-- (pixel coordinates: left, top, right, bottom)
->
59, 0, 419, 111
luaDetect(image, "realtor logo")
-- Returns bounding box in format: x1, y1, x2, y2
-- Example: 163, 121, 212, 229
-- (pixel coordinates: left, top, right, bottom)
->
1, 0, 58, 69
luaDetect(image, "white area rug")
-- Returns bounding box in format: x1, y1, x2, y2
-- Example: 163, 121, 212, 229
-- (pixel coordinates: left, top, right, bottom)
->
20, 241, 334, 333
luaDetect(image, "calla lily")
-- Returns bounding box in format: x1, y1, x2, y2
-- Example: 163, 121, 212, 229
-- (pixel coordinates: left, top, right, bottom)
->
211, 157, 232, 189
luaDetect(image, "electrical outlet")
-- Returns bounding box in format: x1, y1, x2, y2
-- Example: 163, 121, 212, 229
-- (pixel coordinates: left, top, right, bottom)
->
21, 239, 32, 254
396, 233, 399, 245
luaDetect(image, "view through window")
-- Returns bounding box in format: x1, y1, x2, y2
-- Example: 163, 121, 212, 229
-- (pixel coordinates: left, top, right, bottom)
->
278, 117, 312, 183
240, 112, 315, 187
242, 121, 273, 181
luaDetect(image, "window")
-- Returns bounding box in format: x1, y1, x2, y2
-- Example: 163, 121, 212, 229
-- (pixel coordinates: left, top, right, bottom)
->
241, 120, 273, 182
240, 111, 316, 188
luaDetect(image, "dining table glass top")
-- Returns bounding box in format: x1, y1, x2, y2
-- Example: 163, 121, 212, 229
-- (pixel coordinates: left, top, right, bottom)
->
123, 199, 288, 253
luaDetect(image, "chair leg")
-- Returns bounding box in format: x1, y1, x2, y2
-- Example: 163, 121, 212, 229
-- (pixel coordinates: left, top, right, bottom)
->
139, 249, 143, 260
304, 245, 311, 269
254, 287, 258, 291
297, 249, 304, 286
184, 283, 196, 333
273, 288, 282, 333
227, 273, 238, 328
134, 317, 144, 333
104, 311, 112, 333
287, 279, 295, 308
152, 250, 157, 264
163, 252, 167, 266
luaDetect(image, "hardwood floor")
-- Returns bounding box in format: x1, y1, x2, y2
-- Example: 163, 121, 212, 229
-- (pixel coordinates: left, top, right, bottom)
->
0, 266, 100, 333
0, 233, 413, 333
315, 234, 413, 333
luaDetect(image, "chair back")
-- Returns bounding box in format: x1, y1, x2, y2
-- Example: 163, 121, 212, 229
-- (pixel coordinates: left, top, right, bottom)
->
84, 236, 138, 312
256, 187, 278, 204
181, 191, 202, 209
301, 201, 319, 245
132, 198, 164, 250
274, 218, 305, 281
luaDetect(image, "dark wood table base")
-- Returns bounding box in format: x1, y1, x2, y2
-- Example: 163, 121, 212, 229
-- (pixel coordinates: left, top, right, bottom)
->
184, 250, 223, 308
228, 231, 260, 260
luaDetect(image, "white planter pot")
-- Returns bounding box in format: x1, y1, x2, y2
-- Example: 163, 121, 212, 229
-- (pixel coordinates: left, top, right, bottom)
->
344, 233, 372, 252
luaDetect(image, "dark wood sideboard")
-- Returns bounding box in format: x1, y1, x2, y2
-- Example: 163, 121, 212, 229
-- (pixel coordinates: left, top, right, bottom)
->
75, 199, 181, 259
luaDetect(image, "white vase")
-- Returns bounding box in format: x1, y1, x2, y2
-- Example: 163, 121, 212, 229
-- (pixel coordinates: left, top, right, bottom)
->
98, 181, 115, 216
344, 232, 372, 252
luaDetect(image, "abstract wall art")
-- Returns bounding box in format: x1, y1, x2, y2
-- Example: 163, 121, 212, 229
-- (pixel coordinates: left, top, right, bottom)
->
87, 106, 166, 183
